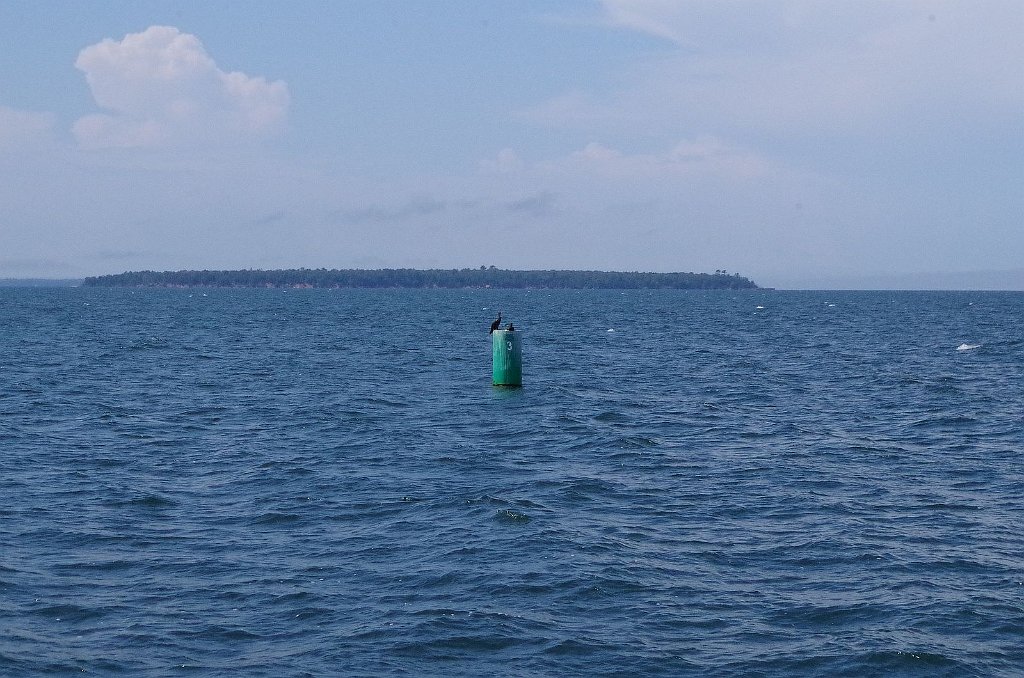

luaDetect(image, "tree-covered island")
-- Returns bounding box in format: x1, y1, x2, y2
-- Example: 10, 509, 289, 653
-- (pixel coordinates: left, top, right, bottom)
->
82, 267, 757, 289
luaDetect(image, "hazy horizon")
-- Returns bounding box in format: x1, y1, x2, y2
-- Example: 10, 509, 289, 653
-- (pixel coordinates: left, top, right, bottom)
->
2, 2, 1021, 289
5, 265, 1024, 292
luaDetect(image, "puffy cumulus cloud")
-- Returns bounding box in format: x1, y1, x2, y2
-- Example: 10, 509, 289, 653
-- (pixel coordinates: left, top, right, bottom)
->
0, 106, 55, 149
73, 26, 289, 149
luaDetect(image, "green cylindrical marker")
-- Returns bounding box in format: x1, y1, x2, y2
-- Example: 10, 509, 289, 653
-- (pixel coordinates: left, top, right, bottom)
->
491, 329, 522, 387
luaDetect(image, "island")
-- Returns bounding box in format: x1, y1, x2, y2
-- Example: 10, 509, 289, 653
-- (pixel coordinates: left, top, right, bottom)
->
82, 267, 757, 290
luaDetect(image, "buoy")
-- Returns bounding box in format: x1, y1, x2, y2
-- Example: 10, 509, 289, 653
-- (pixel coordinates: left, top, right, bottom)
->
491, 329, 522, 387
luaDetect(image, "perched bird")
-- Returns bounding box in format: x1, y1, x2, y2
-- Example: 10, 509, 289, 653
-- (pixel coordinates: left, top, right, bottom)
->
489, 311, 502, 334
506, 323, 515, 332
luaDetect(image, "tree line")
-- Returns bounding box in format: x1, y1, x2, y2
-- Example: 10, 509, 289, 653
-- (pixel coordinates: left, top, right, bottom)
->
82, 267, 758, 289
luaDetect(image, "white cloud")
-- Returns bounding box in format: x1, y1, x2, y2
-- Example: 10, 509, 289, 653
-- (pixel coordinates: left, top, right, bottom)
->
73, 26, 290, 149
480, 147, 525, 174
599, 0, 782, 49
538, 1, 1024, 147
462, 136, 885, 278
557, 137, 772, 180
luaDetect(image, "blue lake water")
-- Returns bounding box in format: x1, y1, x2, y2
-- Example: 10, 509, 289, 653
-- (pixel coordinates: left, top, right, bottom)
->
1, 288, 1021, 676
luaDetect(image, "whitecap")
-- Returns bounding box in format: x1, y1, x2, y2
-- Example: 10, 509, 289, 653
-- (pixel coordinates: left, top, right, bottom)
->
956, 343, 981, 352
755, 305, 765, 310
607, 328, 615, 332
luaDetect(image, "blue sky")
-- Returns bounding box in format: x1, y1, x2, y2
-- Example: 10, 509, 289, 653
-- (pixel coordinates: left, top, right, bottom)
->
1, 1, 1021, 288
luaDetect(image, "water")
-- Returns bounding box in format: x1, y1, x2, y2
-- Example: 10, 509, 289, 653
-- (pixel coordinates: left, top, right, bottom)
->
1, 288, 1021, 676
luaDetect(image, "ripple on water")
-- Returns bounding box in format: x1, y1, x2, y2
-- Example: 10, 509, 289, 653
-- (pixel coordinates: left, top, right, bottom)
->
1, 288, 1022, 677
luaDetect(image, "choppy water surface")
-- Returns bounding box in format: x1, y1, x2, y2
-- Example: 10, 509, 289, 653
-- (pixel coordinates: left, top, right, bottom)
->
1, 288, 1021, 676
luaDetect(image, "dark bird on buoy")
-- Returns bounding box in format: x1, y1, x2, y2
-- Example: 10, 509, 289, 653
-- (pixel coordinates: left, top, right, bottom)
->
489, 311, 502, 334
506, 323, 515, 332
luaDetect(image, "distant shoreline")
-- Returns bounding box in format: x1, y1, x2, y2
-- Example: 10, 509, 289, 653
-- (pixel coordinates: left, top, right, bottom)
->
81, 268, 758, 290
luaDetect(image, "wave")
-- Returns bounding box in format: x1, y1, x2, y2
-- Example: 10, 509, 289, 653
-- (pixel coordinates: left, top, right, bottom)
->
4, 287, 1023, 677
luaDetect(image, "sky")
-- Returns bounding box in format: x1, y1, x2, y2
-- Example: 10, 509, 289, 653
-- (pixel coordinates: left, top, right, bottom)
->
0, 0, 1021, 289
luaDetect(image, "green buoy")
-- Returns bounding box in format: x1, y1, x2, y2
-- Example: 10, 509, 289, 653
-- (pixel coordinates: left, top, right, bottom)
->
491, 329, 522, 387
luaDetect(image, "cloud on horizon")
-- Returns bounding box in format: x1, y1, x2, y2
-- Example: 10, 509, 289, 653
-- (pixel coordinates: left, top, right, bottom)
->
73, 26, 290, 149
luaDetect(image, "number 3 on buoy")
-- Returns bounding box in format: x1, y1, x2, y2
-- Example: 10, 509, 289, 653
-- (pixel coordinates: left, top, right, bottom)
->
491, 325, 522, 387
